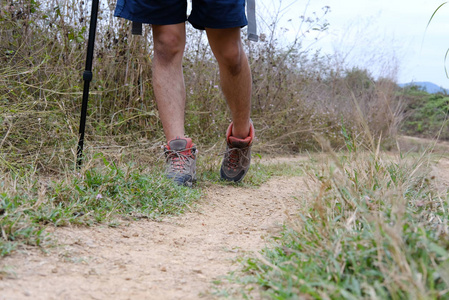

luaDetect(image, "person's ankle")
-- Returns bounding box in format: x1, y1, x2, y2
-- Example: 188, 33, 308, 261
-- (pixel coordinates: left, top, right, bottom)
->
231, 122, 251, 139
166, 135, 186, 143
227, 121, 254, 142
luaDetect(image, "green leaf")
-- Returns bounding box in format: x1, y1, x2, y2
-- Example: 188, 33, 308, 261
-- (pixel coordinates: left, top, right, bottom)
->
427, 2, 448, 29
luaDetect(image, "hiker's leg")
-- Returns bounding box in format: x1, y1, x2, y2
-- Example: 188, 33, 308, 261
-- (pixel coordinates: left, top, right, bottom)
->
152, 23, 186, 142
205, 27, 252, 139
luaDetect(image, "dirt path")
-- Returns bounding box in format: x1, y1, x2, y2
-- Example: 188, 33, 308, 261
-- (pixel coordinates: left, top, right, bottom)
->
0, 170, 308, 300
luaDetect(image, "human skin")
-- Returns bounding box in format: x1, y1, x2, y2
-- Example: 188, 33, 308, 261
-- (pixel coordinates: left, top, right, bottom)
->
152, 23, 252, 141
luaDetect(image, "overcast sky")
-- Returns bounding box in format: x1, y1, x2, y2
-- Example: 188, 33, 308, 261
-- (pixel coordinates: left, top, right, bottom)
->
257, 0, 449, 88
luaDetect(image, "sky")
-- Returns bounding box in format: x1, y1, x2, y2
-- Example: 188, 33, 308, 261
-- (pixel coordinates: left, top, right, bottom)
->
257, 0, 449, 88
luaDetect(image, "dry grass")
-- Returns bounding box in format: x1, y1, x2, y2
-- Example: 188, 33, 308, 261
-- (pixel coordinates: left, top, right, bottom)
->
227, 139, 449, 299
1, 0, 403, 172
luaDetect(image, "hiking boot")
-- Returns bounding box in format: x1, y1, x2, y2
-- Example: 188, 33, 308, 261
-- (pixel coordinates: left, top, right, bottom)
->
164, 137, 197, 186
220, 122, 255, 183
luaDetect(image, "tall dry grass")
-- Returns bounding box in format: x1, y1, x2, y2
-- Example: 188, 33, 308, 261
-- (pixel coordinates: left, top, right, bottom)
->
1, 0, 402, 172
232, 144, 449, 299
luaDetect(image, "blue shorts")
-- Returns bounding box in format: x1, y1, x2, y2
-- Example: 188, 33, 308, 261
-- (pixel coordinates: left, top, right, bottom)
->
114, 0, 248, 30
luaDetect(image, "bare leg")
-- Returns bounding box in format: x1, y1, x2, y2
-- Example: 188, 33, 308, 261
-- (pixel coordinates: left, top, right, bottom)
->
152, 23, 186, 142
205, 27, 252, 139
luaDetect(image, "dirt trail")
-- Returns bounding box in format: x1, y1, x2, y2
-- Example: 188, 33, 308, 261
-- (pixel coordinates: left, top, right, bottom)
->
0, 165, 308, 300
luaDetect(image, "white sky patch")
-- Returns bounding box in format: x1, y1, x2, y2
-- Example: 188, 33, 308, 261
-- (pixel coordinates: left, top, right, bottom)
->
258, 0, 449, 88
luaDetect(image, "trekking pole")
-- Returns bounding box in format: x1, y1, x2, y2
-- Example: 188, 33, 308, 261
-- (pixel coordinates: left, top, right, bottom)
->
77, 0, 100, 168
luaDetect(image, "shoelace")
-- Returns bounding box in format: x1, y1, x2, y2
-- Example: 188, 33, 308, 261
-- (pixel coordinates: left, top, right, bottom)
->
164, 148, 195, 172
223, 146, 249, 170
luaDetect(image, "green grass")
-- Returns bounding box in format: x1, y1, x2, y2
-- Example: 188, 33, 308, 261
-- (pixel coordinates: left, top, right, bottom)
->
221, 150, 449, 299
0, 151, 303, 257
0, 155, 202, 256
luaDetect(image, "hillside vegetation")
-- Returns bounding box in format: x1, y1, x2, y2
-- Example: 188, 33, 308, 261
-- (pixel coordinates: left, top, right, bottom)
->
400, 86, 449, 140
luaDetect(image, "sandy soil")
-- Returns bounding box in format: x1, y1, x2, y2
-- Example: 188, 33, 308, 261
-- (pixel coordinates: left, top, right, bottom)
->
0, 160, 308, 300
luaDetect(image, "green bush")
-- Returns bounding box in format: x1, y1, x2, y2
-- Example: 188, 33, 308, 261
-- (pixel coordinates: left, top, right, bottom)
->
401, 91, 449, 139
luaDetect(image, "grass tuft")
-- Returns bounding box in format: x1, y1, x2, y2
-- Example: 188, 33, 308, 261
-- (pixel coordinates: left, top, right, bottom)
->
0, 156, 201, 256
228, 148, 449, 299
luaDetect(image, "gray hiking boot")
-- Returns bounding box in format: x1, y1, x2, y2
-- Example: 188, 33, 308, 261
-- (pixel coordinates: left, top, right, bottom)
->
164, 137, 197, 186
220, 122, 255, 183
